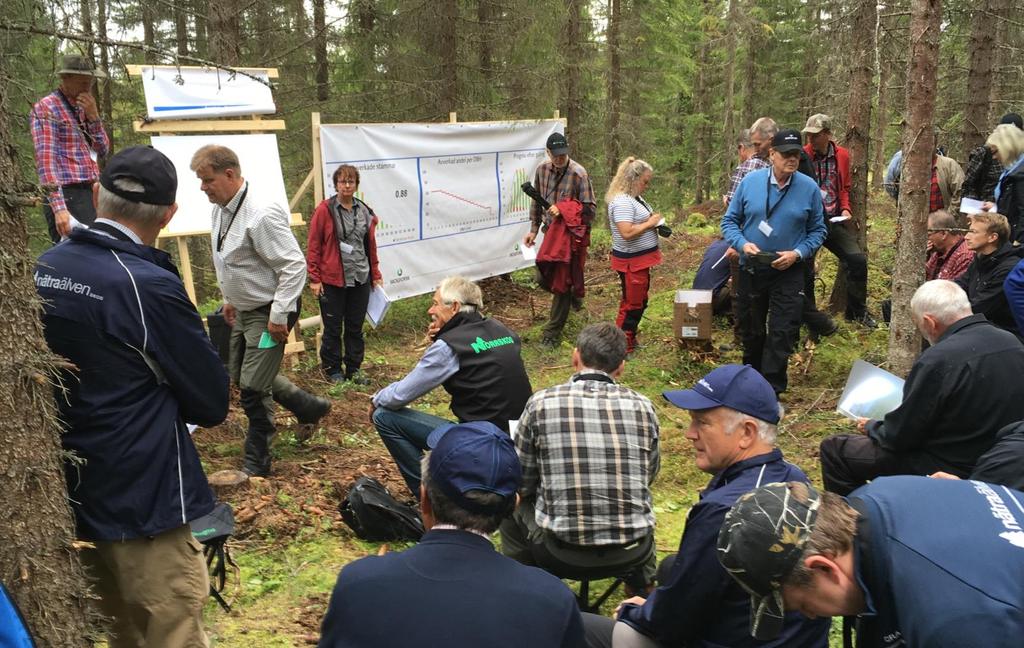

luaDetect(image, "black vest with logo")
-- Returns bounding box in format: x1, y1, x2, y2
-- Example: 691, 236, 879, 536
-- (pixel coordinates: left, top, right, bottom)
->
435, 311, 532, 431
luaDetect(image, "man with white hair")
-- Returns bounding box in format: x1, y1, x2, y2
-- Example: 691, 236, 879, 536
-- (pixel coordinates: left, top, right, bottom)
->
819, 280, 1024, 495
370, 276, 532, 495
582, 365, 829, 648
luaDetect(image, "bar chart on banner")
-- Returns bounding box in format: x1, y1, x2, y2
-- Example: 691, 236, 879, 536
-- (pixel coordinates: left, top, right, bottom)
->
498, 149, 547, 225
346, 158, 421, 247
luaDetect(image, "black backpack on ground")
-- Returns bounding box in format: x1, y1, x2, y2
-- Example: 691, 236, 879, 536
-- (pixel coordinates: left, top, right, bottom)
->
339, 477, 425, 542
190, 501, 239, 612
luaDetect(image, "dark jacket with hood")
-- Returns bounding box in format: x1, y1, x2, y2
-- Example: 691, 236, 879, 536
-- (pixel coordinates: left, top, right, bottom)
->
955, 241, 1024, 336
996, 160, 1024, 245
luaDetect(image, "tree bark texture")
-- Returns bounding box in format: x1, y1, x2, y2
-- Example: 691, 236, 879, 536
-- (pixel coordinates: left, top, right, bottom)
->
313, 0, 329, 102
78, 0, 94, 61
174, 0, 189, 56
871, 21, 893, 189
95, 0, 113, 151
605, 0, 622, 182
962, 0, 994, 152
721, 0, 738, 190
208, 0, 241, 66
142, 1, 156, 63
437, 0, 459, 116
561, 0, 582, 153
693, 11, 710, 204
889, 0, 941, 377
830, 0, 876, 313
0, 54, 94, 648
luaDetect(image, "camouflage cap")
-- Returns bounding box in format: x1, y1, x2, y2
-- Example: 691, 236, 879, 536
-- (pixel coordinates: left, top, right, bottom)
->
716, 482, 820, 640
801, 113, 831, 134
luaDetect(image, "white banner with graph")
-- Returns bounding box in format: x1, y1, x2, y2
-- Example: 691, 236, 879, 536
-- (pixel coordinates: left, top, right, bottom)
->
318, 120, 563, 300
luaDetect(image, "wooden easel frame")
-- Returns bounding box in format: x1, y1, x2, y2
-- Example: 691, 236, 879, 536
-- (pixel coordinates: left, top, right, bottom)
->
127, 64, 306, 356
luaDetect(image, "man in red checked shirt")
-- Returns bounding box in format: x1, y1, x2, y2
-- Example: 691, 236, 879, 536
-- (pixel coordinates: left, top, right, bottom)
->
31, 54, 111, 244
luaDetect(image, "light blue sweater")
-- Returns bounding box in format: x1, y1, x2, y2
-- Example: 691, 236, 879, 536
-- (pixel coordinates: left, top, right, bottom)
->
721, 167, 827, 265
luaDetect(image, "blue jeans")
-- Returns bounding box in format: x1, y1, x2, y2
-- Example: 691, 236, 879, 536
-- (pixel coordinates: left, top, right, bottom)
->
373, 407, 452, 496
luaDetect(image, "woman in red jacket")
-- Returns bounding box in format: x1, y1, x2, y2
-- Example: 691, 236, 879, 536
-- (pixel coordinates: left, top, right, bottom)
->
307, 164, 383, 383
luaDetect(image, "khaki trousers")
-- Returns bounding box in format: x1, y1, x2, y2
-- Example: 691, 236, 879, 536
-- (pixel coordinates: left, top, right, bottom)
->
80, 525, 210, 648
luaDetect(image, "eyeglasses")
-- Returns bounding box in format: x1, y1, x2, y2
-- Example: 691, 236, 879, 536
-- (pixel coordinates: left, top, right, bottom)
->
337, 179, 357, 185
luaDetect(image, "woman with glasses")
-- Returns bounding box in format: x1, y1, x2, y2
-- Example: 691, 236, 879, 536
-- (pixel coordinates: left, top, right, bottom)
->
307, 164, 383, 384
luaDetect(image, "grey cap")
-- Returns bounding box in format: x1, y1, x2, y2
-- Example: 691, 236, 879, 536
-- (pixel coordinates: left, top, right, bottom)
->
57, 55, 106, 79
801, 114, 831, 134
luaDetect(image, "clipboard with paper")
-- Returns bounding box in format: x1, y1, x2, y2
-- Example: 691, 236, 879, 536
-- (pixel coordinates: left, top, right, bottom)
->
365, 285, 392, 328
836, 360, 905, 421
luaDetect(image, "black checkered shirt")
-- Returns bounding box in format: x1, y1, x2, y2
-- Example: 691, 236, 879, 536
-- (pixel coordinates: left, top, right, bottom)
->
516, 373, 660, 546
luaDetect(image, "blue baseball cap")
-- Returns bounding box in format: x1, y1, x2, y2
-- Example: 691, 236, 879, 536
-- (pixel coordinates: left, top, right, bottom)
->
426, 421, 522, 515
663, 364, 780, 424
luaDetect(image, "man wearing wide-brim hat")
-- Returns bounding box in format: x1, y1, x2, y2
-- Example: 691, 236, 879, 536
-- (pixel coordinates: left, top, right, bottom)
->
30, 54, 111, 244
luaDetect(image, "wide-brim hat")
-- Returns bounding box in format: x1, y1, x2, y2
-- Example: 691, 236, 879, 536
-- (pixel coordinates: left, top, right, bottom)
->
57, 54, 106, 79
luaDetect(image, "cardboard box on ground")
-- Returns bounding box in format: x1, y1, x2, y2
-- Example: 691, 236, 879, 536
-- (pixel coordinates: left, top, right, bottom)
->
673, 290, 713, 341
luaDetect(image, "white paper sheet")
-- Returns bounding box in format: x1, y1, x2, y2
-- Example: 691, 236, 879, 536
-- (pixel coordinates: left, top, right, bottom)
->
960, 197, 993, 215
365, 285, 392, 328
836, 360, 905, 421
521, 243, 538, 261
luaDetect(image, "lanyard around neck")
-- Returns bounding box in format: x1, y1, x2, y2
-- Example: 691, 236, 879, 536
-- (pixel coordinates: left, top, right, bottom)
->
216, 186, 248, 252
765, 172, 792, 221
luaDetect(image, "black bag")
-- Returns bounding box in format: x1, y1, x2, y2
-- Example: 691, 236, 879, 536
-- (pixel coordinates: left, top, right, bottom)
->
339, 477, 425, 542
190, 502, 239, 612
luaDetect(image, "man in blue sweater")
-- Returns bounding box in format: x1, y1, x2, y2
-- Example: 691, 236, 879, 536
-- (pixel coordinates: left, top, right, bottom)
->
581, 365, 829, 648
722, 129, 827, 394
718, 477, 1024, 648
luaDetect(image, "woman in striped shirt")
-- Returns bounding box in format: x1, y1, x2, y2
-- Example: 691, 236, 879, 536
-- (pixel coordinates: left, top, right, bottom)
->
607, 157, 664, 352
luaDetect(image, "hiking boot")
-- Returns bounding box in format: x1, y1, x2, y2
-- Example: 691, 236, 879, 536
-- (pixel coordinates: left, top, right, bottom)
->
571, 296, 584, 312
808, 320, 839, 343
848, 313, 878, 329
540, 336, 560, 349
274, 388, 332, 425
326, 372, 345, 383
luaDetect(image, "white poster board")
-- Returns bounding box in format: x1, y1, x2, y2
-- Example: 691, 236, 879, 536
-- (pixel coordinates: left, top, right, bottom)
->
140, 66, 276, 120
319, 120, 563, 300
151, 134, 289, 237
836, 360, 906, 421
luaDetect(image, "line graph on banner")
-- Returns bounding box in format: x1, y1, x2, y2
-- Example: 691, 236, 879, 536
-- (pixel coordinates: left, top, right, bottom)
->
420, 154, 500, 237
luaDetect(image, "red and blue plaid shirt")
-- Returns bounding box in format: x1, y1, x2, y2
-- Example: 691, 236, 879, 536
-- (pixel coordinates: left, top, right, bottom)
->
812, 142, 840, 216
929, 165, 944, 212
30, 89, 110, 213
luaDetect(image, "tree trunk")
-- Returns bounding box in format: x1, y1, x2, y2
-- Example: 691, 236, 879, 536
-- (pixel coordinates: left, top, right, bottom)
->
313, 0, 329, 102
142, 2, 157, 63
0, 51, 94, 648
693, 7, 711, 204
889, 0, 942, 376
95, 0, 113, 151
721, 0, 738, 190
606, 0, 622, 180
962, 0, 995, 152
209, 0, 241, 65
174, 0, 190, 56
741, 1, 760, 126
561, 0, 582, 154
79, 0, 94, 61
193, 0, 208, 59
871, 15, 892, 189
830, 0, 876, 313
438, 0, 459, 116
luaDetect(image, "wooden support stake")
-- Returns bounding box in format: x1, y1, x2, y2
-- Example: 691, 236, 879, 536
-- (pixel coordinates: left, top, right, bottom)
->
134, 118, 286, 133
553, 110, 560, 119
175, 236, 197, 304
449, 112, 458, 123
312, 112, 324, 205
289, 168, 316, 211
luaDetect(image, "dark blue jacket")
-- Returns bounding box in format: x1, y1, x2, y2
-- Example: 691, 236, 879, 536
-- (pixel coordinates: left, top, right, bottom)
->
692, 238, 732, 296
849, 476, 1024, 648
35, 224, 228, 541
618, 450, 830, 647
319, 529, 585, 647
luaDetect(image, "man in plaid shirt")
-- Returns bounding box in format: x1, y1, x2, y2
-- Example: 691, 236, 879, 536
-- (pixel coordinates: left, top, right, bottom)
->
523, 132, 597, 347
500, 323, 659, 590
30, 55, 111, 243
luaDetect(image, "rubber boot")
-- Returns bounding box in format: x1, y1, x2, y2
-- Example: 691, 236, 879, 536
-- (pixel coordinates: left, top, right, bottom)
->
240, 388, 275, 477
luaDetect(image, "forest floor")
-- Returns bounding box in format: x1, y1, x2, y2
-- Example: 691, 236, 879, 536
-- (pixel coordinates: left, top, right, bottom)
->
182, 191, 899, 646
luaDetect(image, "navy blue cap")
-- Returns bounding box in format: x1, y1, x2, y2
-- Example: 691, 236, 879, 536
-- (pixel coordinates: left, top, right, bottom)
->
99, 145, 177, 206
426, 421, 522, 514
663, 364, 780, 424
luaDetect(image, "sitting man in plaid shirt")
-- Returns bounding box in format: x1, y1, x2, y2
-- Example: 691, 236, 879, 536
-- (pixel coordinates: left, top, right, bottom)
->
500, 322, 660, 592
30, 54, 111, 244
